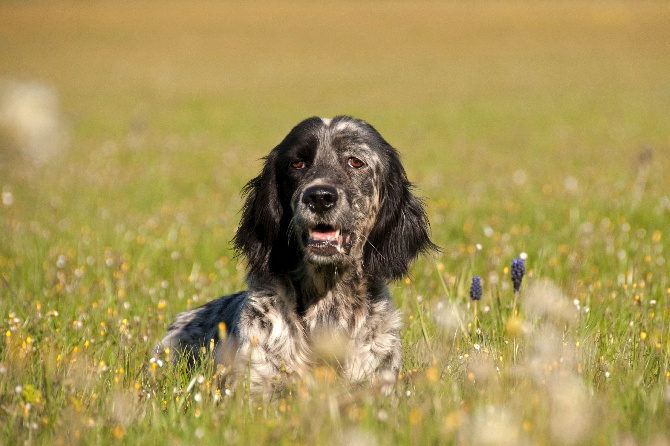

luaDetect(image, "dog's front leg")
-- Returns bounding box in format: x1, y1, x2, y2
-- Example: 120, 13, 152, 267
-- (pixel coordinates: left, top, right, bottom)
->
230, 297, 311, 395
343, 301, 403, 394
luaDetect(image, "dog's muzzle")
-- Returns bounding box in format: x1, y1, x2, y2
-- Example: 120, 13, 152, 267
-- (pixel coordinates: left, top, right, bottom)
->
299, 185, 353, 257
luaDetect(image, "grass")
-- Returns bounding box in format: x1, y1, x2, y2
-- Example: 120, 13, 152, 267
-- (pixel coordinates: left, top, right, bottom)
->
1, 1, 669, 444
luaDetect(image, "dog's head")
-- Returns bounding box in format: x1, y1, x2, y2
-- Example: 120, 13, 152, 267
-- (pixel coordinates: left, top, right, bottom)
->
234, 116, 437, 282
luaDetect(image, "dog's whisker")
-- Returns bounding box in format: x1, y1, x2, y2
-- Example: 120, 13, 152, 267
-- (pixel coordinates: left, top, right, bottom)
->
358, 232, 386, 262
287, 218, 298, 245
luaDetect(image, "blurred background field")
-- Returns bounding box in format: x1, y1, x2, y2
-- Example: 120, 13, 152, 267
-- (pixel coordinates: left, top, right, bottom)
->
1, 1, 669, 444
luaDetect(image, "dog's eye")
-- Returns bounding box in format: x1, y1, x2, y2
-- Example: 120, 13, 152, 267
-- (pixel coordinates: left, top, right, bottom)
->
291, 160, 307, 170
347, 157, 365, 169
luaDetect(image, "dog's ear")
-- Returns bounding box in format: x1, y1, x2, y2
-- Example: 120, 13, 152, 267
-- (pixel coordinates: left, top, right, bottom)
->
364, 147, 438, 282
233, 117, 324, 277
232, 150, 285, 278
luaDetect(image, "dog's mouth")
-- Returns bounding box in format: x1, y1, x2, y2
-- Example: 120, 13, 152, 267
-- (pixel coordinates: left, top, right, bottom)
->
306, 224, 353, 256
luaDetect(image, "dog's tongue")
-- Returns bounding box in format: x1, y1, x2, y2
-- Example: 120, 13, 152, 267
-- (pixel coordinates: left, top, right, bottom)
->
310, 228, 339, 242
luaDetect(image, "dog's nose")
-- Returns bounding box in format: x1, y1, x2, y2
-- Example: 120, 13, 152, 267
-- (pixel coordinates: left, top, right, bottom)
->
302, 185, 338, 213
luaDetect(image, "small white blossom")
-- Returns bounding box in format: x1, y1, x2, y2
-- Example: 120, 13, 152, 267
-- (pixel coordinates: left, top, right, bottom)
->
2, 188, 14, 207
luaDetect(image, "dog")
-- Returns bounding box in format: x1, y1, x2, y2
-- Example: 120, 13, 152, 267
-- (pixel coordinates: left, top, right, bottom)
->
157, 116, 437, 394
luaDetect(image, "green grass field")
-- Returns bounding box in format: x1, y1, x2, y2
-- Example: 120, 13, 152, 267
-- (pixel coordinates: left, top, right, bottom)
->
1, 1, 669, 444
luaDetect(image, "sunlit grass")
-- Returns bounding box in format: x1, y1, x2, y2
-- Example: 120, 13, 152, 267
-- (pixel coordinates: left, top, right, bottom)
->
1, 1, 669, 444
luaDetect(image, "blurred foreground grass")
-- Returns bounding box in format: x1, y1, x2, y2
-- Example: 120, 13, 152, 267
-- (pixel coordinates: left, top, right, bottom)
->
1, 1, 669, 444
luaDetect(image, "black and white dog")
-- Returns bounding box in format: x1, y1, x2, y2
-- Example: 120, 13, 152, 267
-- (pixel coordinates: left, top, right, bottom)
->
157, 116, 436, 394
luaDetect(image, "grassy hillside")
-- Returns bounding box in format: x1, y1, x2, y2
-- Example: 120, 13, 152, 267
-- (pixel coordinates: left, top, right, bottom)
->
1, 1, 669, 444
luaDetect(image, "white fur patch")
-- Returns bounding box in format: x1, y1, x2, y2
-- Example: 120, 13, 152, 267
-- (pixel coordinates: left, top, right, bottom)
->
335, 120, 356, 132
321, 117, 332, 126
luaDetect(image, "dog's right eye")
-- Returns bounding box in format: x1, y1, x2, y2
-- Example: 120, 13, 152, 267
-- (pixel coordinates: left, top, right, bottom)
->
291, 160, 307, 170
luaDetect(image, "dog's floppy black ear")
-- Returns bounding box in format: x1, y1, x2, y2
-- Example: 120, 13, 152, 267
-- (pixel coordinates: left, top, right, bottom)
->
232, 150, 285, 278
364, 147, 438, 282
233, 117, 323, 277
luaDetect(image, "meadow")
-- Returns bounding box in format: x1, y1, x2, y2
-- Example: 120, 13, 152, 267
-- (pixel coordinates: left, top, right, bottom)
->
1, 1, 669, 444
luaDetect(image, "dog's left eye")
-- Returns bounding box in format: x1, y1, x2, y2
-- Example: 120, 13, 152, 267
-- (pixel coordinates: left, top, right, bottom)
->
347, 157, 365, 169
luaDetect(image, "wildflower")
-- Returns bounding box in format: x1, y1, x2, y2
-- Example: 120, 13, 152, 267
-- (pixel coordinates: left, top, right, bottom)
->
22, 385, 42, 404
425, 366, 439, 382
409, 407, 424, 426
111, 425, 125, 440
2, 187, 14, 207
469, 276, 482, 301
218, 322, 227, 341
511, 258, 525, 292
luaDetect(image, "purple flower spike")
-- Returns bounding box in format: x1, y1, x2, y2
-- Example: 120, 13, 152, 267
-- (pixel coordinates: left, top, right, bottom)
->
511, 258, 525, 292
470, 276, 482, 301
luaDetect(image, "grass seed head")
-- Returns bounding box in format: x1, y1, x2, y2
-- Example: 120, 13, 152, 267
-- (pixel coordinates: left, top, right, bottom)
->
524, 280, 579, 327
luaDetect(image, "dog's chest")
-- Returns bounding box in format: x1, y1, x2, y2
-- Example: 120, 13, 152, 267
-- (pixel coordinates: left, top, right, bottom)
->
300, 289, 367, 335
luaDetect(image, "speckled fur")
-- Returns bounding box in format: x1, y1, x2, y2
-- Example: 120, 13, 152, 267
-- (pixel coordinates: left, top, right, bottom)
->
157, 116, 437, 395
